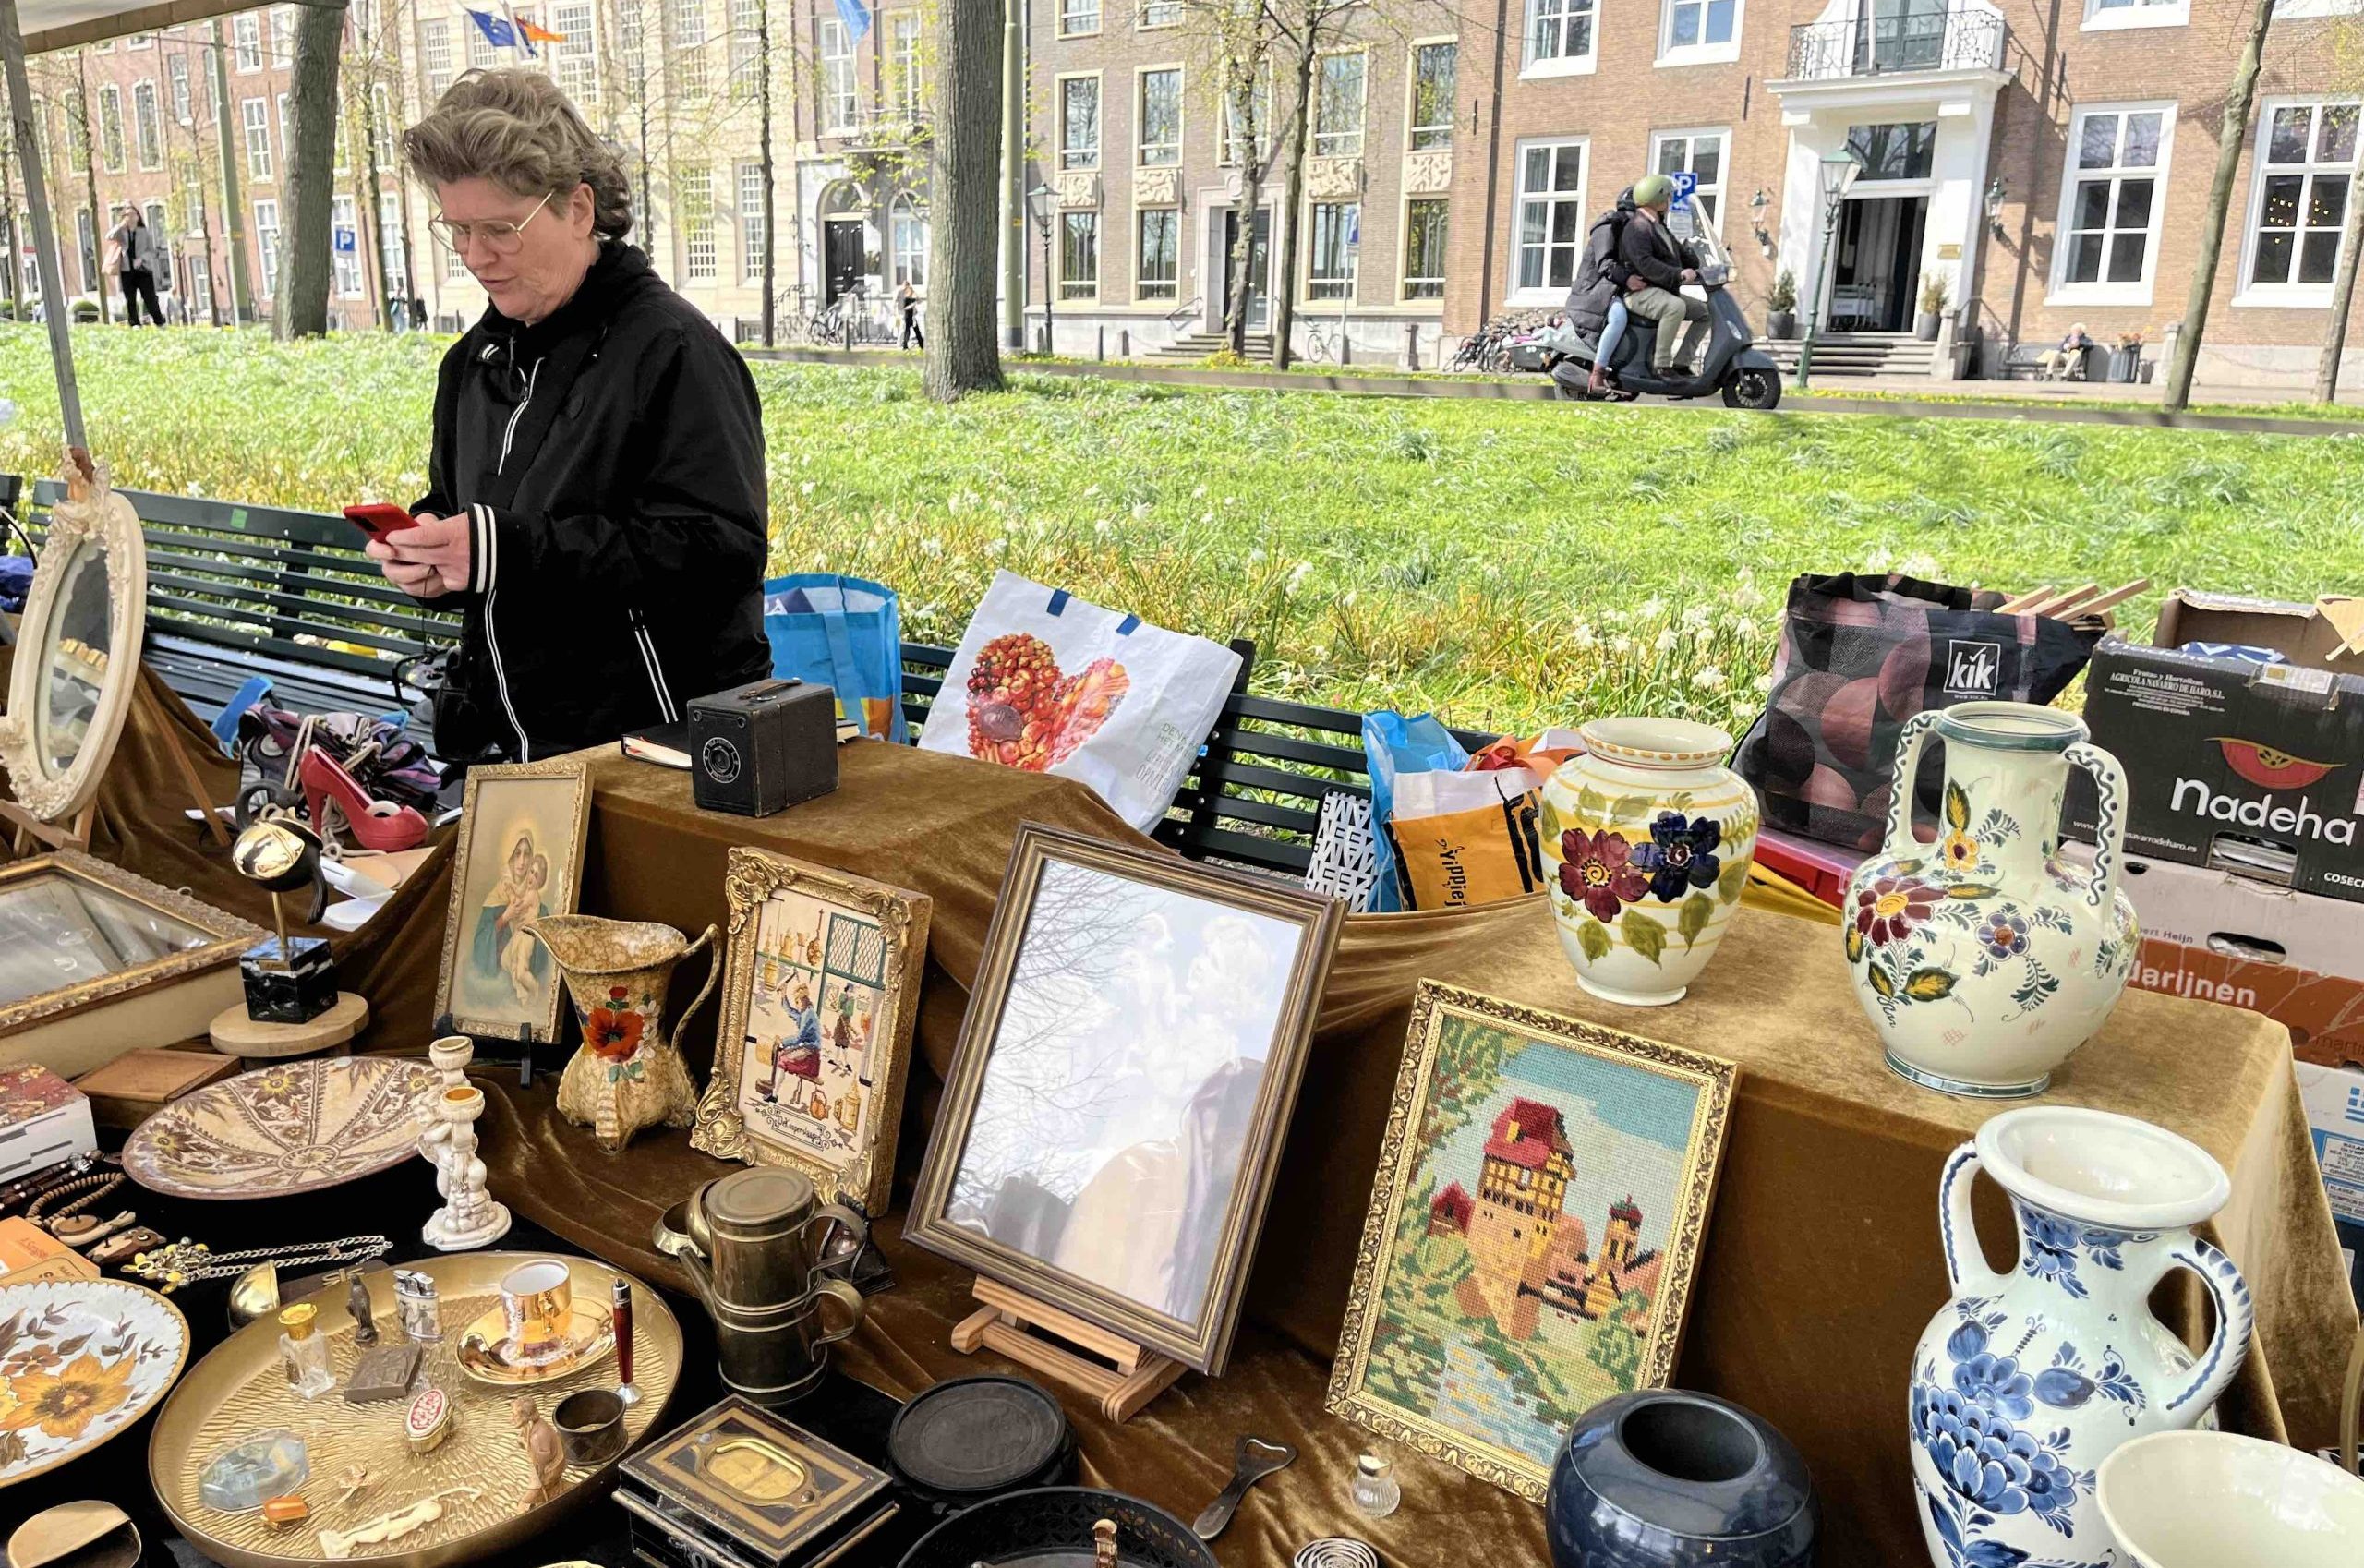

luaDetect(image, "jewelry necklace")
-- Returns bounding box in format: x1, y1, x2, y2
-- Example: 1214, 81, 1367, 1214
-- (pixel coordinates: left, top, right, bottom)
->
26, 1169, 125, 1231
125, 1235, 394, 1293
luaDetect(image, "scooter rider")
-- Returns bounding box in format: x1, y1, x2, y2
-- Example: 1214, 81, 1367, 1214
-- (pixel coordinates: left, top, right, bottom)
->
1565, 187, 1642, 401
1620, 174, 1710, 376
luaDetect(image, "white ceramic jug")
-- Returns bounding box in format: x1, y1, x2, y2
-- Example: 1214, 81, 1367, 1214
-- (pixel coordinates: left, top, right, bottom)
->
1909, 1106, 2254, 1568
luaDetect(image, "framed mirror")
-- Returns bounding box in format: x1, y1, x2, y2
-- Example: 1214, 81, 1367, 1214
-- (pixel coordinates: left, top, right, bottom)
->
0, 457, 148, 829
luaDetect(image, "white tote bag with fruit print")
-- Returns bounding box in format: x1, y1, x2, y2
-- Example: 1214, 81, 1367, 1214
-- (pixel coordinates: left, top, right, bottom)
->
921, 571, 1244, 833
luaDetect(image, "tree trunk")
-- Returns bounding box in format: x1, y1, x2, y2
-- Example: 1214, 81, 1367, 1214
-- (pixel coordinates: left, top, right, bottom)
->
2314, 158, 2364, 404
357, 59, 393, 328
211, 18, 254, 323
1222, 65, 1262, 357
350, 114, 382, 328
758, 0, 776, 345
1269, 38, 1317, 371
278, 0, 349, 337
925, 0, 1006, 400
381, 0, 419, 320
2162, 0, 2274, 413
1, 127, 19, 317
76, 60, 110, 324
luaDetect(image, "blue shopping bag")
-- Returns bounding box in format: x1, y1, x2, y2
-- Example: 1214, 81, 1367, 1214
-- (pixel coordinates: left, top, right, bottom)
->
763, 573, 908, 743
1361, 710, 1473, 913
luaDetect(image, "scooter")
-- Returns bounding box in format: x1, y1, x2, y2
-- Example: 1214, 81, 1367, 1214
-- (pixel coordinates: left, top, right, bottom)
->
1538, 221, 1783, 410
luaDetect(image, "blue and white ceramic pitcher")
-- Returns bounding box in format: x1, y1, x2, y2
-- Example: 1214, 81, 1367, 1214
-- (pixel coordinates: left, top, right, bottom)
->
1909, 1106, 2253, 1568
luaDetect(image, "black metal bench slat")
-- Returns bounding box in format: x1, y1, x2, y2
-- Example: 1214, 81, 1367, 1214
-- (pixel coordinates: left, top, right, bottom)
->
31, 479, 380, 550
146, 568, 454, 642
144, 607, 420, 680
145, 542, 446, 616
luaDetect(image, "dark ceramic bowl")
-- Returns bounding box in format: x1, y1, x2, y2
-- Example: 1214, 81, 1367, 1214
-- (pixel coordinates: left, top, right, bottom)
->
1546, 1391, 1816, 1568
897, 1487, 1215, 1568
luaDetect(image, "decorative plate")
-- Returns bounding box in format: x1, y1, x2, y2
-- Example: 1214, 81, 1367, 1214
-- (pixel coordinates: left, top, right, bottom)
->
123, 1056, 440, 1200
0, 1278, 189, 1488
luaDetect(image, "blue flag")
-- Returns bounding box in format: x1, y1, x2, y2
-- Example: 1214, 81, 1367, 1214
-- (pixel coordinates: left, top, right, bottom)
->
465, 8, 518, 47
833, 0, 872, 41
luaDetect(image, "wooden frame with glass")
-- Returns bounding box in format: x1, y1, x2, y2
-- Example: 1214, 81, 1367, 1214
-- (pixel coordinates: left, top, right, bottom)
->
431, 757, 592, 1044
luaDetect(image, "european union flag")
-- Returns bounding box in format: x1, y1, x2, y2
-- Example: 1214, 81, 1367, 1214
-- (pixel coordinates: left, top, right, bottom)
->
833, 0, 872, 42
465, 8, 519, 47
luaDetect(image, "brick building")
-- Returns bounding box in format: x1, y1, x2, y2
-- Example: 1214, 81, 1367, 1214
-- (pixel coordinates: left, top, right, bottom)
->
1442, 0, 2364, 385
1019, 0, 1464, 364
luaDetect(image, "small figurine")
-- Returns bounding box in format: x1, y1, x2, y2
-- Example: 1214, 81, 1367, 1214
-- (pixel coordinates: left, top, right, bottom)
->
331, 1466, 374, 1509
1093, 1518, 1119, 1568
348, 1273, 379, 1345
319, 1488, 482, 1559
513, 1396, 566, 1509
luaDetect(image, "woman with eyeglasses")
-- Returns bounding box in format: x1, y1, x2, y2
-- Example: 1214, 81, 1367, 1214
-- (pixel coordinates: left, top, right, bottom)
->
372, 69, 770, 764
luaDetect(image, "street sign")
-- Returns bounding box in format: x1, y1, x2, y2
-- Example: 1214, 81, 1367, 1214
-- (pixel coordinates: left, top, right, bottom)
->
1670, 170, 1698, 209
332, 227, 356, 254
1345, 207, 1361, 247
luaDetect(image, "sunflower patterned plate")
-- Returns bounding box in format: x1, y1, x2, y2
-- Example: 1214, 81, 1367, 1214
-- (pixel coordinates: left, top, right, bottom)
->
0, 1278, 188, 1488
124, 1056, 441, 1200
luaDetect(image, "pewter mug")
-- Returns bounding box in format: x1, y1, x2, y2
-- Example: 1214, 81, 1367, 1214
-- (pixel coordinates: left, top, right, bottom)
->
652, 1166, 866, 1404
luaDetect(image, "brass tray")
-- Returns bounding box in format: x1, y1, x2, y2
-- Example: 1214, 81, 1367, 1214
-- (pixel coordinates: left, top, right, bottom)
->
148, 1253, 682, 1568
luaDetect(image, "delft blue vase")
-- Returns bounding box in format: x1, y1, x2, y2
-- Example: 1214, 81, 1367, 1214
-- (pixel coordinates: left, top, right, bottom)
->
1908, 1106, 2255, 1568
1545, 1390, 1815, 1568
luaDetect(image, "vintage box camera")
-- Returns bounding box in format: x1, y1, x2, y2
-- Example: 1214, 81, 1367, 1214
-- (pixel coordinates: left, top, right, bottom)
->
689, 680, 838, 818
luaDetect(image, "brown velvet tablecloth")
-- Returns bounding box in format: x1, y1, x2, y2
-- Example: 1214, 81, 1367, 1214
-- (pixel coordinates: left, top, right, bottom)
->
63, 677, 2363, 1568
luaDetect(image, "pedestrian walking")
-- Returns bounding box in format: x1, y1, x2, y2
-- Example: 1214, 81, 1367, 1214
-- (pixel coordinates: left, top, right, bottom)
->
897, 278, 924, 351
107, 206, 167, 327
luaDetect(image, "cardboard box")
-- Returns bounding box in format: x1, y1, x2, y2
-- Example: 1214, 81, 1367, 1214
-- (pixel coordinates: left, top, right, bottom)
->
0, 1216, 101, 1285
2129, 938, 2364, 1070
0, 1066, 97, 1187
2068, 590, 2364, 902
2296, 1063, 2364, 1311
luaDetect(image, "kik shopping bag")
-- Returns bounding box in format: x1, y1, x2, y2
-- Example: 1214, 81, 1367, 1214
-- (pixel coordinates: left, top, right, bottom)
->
764, 573, 907, 742
921, 571, 1243, 832
1733, 572, 2101, 850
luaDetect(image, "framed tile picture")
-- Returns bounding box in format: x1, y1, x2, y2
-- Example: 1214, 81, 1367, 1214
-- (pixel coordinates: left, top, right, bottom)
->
691, 848, 931, 1217
1326, 981, 1738, 1502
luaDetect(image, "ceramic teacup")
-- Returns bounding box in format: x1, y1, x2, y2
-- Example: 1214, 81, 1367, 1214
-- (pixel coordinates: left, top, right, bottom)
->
499, 1259, 573, 1357
551, 1388, 627, 1465
2096, 1429, 2364, 1568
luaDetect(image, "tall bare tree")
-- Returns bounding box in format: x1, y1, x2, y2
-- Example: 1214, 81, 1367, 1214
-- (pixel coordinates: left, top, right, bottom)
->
1183, 0, 1284, 356
2161, 0, 2275, 412
925, 0, 1005, 397
0, 121, 19, 317
73, 57, 112, 323
209, 17, 255, 322
278, 0, 352, 336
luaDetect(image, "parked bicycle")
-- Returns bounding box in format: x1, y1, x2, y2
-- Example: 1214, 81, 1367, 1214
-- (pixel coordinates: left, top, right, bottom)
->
1449, 316, 1530, 374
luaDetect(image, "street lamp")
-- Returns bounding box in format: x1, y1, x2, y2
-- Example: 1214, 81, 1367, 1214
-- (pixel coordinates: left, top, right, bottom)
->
1984, 176, 2008, 240
1793, 150, 1863, 392
1027, 183, 1055, 356
1748, 187, 1773, 256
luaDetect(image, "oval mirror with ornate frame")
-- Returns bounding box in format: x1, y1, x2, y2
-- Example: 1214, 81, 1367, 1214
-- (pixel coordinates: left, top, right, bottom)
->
0, 453, 148, 830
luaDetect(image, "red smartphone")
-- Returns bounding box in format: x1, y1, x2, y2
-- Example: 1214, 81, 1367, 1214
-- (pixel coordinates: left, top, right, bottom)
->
342, 503, 418, 546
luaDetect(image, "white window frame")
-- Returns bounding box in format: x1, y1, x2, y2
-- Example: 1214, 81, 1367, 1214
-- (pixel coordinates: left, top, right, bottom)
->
1508, 134, 1586, 307
233, 13, 262, 72
1057, 71, 1101, 171
1523, 0, 1597, 78
2273, 0, 2364, 16
1060, 0, 1101, 37
1304, 198, 1357, 300
271, 6, 295, 64
276, 93, 290, 172
1138, 0, 1181, 26
1137, 64, 1183, 167
818, 16, 856, 131
243, 97, 273, 180
1401, 193, 1447, 301
891, 11, 923, 116
1135, 205, 1178, 298
371, 84, 397, 165
681, 165, 718, 282
671, 0, 710, 102
1059, 209, 1099, 299
97, 84, 126, 173
1312, 49, 1367, 160
1406, 39, 1455, 152
554, 3, 599, 104
167, 53, 192, 124
332, 194, 363, 297
422, 18, 454, 100
2236, 95, 2362, 308
740, 162, 767, 283
729, 0, 761, 100
2082, 0, 2188, 32
891, 192, 927, 286
127, 29, 152, 48
254, 198, 282, 295
379, 190, 407, 296
1658, 0, 1739, 64
2046, 102, 2174, 307
1218, 59, 1272, 167
1650, 125, 1729, 231
133, 80, 163, 170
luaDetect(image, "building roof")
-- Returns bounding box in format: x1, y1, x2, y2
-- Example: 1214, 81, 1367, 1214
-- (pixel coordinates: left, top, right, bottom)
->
1485, 1098, 1573, 1171
1610, 1195, 1643, 1225
1430, 1183, 1474, 1228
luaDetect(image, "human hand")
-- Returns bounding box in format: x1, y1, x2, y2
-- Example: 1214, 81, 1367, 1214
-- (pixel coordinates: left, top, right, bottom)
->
1625, 274, 1647, 292
1681, 268, 1700, 283
366, 512, 471, 597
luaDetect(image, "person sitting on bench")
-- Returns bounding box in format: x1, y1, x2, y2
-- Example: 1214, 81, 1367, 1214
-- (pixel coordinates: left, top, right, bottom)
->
2038, 323, 2095, 381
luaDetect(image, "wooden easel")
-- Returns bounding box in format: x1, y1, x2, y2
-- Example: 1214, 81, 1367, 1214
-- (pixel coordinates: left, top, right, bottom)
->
949, 1276, 1186, 1423
1, 679, 229, 858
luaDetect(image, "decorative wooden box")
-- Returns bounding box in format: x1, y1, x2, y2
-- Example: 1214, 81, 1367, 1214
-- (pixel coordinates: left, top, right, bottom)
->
617, 1397, 898, 1568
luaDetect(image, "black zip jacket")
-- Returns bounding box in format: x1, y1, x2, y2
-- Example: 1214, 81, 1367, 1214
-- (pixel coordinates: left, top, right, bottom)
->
412, 243, 770, 761
1618, 211, 1693, 295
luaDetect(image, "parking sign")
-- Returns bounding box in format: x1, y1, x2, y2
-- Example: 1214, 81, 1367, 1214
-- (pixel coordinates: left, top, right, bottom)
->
1670, 171, 1698, 209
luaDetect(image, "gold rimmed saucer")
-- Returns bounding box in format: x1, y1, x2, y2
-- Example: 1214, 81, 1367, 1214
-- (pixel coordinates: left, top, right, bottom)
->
454, 1303, 616, 1387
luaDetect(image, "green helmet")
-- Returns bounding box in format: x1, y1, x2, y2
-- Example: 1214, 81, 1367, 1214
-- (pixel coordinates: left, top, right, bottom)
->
1634, 174, 1675, 208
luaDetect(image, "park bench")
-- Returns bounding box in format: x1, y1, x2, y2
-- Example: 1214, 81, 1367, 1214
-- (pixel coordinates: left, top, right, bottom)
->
4, 475, 1494, 881
1995, 343, 2103, 382
11, 476, 454, 740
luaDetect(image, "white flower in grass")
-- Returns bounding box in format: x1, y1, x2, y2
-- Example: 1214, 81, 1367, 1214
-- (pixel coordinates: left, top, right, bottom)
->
1755, 672, 1776, 694
1083, 483, 1101, 499
1638, 596, 1667, 621
800, 481, 816, 496
1131, 501, 1152, 521
988, 537, 1009, 558
1611, 633, 1634, 656
1654, 629, 1680, 655
1694, 665, 1728, 692
1192, 484, 1208, 499
920, 537, 944, 557
1682, 603, 1715, 629
1200, 511, 1217, 525
1571, 623, 1598, 650
1343, 590, 1359, 608
1285, 561, 1312, 596
1248, 547, 1266, 565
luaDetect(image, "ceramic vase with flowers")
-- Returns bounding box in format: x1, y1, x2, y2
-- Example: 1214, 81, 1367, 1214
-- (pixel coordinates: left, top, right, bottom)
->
1540, 718, 1759, 1007
528, 915, 718, 1152
1910, 1106, 2252, 1568
1839, 702, 2137, 1098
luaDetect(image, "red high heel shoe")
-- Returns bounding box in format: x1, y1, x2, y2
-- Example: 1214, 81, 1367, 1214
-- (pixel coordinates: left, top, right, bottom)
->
298, 748, 429, 853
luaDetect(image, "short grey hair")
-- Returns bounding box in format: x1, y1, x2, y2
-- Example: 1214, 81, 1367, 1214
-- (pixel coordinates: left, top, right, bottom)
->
402, 69, 633, 240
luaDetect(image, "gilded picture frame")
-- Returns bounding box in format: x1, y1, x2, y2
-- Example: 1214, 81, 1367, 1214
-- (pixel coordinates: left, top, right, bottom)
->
432, 758, 592, 1044
1325, 981, 1738, 1502
0, 850, 265, 1056
690, 847, 932, 1217
905, 823, 1343, 1376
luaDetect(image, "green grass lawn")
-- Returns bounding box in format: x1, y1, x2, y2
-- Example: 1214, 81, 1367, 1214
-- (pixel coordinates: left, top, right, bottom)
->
4, 323, 2358, 737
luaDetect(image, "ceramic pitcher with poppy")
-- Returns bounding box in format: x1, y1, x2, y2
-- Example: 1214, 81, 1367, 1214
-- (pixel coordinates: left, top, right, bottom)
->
1841, 701, 2136, 1098
528, 914, 719, 1152
1538, 718, 1760, 1007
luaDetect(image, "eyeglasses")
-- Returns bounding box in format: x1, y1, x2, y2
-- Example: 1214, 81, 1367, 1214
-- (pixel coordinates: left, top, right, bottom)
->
428, 191, 552, 257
